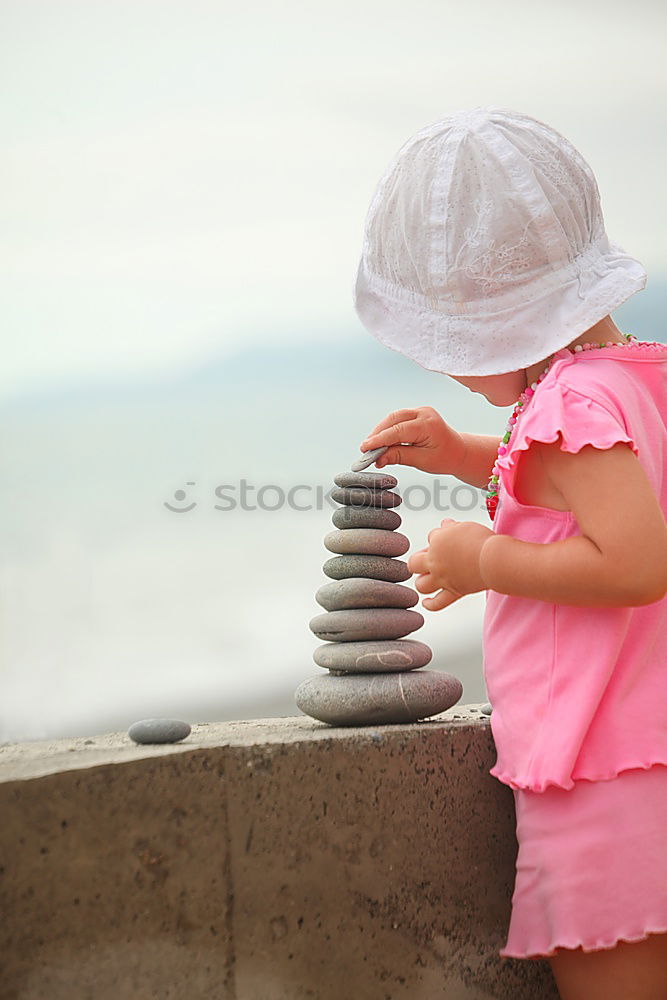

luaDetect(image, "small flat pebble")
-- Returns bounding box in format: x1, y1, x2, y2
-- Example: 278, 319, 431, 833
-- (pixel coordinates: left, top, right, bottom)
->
128, 719, 191, 744
323, 554, 411, 583
313, 638, 432, 672
323, 528, 409, 557
351, 447, 389, 472
315, 578, 418, 611
480, 702, 493, 715
332, 506, 401, 531
331, 487, 402, 508
309, 608, 423, 642
334, 470, 398, 489
294, 670, 463, 726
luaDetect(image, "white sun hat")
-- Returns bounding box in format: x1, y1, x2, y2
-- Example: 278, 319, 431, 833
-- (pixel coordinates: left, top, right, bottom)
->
352, 105, 648, 377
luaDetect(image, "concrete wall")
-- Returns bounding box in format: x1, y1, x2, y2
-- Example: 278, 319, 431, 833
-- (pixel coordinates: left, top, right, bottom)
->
0, 705, 558, 999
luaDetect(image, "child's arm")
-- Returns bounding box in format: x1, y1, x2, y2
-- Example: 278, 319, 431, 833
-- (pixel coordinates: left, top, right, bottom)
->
479, 440, 667, 607
452, 432, 503, 489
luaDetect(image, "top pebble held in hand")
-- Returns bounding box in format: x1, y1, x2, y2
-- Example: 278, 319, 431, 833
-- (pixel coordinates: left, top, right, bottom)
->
359, 406, 466, 475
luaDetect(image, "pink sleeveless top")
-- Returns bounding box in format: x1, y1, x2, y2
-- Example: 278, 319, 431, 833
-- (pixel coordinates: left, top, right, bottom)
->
483, 339, 667, 793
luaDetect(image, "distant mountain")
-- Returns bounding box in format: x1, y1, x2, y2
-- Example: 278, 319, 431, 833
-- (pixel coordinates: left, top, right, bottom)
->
2, 277, 665, 413
172, 331, 415, 388
0, 331, 443, 413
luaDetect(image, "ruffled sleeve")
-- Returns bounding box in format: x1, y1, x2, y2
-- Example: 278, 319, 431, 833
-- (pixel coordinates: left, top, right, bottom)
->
495, 380, 639, 475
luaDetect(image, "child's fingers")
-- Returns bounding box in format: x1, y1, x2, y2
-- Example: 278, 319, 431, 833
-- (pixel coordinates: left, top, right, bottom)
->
407, 549, 429, 575
422, 588, 459, 612
361, 409, 419, 444
361, 418, 423, 452
413, 572, 438, 594
375, 445, 425, 470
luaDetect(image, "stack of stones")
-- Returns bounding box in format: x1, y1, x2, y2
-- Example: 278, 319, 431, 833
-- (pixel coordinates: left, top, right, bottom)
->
295, 449, 463, 726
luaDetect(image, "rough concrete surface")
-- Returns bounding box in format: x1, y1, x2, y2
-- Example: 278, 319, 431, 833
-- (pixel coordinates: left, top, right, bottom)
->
0, 705, 559, 999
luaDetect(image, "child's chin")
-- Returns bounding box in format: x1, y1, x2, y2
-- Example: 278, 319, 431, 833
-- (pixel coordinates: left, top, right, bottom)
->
483, 390, 518, 407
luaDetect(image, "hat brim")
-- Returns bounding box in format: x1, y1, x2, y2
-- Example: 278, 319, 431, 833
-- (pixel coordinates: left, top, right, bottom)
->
353, 240, 648, 377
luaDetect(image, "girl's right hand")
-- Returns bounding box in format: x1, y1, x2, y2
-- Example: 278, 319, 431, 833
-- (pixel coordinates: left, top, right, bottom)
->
359, 406, 466, 476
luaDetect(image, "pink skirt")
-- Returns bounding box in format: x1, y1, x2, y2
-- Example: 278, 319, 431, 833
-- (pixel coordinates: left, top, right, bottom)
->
501, 763, 667, 960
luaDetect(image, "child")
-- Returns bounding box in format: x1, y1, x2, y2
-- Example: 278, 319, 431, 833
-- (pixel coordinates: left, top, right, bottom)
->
353, 106, 667, 999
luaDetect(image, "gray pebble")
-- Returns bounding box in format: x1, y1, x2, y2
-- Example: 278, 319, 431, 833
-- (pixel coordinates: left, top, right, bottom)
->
351, 447, 389, 472
480, 702, 493, 715
332, 506, 402, 531
334, 470, 398, 490
331, 487, 402, 508
324, 528, 409, 558
315, 578, 418, 611
309, 608, 423, 642
313, 638, 432, 672
323, 554, 411, 583
294, 670, 463, 726
128, 719, 191, 744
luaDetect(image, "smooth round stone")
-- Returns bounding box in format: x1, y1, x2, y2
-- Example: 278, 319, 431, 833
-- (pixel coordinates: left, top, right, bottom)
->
128, 718, 191, 744
334, 470, 398, 490
332, 506, 402, 531
315, 578, 418, 611
331, 487, 402, 508
323, 554, 411, 583
323, 528, 409, 557
309, 608, 423, 642
294, 670, 463, 726
313, 638, 432, 672
351, 446, 389, 472
481, 702, 493, 715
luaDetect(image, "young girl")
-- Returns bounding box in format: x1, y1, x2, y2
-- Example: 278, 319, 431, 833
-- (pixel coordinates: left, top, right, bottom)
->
353, 106, 667, 999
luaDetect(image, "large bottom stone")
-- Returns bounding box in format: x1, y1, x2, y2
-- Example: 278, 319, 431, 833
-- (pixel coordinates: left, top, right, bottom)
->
294, 670, 463, 726
313, 639, 432, 672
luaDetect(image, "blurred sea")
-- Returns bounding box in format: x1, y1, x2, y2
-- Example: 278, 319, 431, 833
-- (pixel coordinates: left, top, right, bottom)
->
2, 288, 665, 742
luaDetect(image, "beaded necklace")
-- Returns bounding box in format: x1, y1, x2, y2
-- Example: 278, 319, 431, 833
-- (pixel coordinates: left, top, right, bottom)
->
485, 332, 667, 521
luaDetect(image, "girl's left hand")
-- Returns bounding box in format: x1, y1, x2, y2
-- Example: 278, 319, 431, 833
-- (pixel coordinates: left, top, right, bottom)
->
407, 518, 495, 611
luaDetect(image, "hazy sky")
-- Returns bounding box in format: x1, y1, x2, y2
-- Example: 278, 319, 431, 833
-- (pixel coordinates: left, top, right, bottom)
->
2, 0, 666, 396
